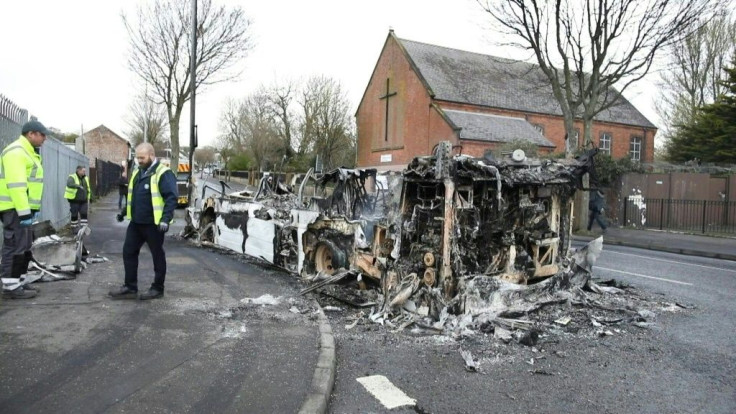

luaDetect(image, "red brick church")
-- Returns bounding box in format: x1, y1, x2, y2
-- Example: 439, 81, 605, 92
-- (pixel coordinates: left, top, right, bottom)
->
356, 30, 657, 170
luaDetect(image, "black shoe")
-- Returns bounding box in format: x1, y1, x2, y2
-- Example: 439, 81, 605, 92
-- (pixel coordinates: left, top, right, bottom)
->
3, 288, 37, 299
138, 289, 164, 300
108, 286, 138, 300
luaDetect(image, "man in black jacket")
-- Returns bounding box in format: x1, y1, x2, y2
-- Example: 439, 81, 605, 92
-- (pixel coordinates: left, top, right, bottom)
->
108, 143, 178, 300
587, 190, 608, 233
118, 171, 128, 210
65, 166, 90, 224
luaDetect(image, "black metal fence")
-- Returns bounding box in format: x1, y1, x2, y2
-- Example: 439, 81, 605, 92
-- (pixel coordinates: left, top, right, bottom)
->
622, 197, 736, 235
91, 159, 124, 198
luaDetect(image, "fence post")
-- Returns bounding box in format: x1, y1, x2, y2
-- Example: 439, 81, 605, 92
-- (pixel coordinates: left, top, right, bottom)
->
702, 200, 707, 234
659, 199, 664, 230
623, 197, 628, 227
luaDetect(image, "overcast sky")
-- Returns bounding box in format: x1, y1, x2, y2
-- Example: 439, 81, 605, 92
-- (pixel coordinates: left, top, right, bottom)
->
0, 0, 661, 148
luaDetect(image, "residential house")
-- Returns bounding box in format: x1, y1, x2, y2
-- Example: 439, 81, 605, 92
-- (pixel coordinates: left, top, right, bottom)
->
77, 125, 130, 165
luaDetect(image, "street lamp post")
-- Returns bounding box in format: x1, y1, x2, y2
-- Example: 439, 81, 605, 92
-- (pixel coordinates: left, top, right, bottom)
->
187, 0, 198, 205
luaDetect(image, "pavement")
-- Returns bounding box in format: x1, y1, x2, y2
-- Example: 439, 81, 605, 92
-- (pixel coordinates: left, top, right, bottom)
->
0, 193, 335, 414
574, 226, 736, 261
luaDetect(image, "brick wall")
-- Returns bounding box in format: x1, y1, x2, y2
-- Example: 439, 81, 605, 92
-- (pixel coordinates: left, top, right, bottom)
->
81, 126, 129, 165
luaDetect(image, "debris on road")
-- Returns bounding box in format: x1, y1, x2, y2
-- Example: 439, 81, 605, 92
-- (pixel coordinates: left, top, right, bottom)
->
3, 223, 108, 293
460, 349, 479, 372
241, 294, 281, 306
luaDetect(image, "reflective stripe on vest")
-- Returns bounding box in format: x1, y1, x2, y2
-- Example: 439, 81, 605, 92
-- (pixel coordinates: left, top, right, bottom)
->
0, 136, 43, 212
126, 163, 170, 224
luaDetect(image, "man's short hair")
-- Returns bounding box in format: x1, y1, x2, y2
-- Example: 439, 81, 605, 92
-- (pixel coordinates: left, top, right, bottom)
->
77, 165, 85, 171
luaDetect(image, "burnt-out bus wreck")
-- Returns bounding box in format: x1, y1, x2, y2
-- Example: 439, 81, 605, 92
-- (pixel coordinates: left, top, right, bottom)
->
185, 142, 608, 332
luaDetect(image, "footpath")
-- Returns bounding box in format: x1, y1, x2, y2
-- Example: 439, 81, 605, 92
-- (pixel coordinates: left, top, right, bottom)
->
0, 193, 334, 414
574, 226, 736, 262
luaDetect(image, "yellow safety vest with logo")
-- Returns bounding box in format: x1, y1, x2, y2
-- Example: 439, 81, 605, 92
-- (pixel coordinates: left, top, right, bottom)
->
126, 162, 170, 224
0, 136, 44, 216
64, 174, 91, 201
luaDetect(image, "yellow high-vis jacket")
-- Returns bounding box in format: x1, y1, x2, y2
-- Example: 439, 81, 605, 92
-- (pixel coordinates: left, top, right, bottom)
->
0, 136, 43, 217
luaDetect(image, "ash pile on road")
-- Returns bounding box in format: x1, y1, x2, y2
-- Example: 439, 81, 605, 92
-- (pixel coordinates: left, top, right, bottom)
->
309, 238, 692, 348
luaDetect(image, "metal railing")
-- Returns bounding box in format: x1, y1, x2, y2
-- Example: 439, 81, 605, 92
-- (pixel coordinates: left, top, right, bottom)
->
91, 159, 124, 198
622, 197, 736, 235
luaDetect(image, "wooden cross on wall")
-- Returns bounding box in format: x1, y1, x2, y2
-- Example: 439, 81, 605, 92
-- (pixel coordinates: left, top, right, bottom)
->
379, 78, 397, 142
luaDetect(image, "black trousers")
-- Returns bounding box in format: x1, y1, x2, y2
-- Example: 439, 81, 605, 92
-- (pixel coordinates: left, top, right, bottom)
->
1, 210, 33, 278
69, 201, 89, 222
123, 223, 166, 291
588, 210, 607, 231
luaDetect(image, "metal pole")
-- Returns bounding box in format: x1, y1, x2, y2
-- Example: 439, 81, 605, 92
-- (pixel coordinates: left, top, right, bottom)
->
702, 200, 707, 234
187, 0, 198, 205
659, 199, 664, 230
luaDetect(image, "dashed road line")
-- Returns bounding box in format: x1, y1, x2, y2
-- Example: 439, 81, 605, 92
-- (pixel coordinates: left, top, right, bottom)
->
596, 266, 693, 286
357, 375, 416, 409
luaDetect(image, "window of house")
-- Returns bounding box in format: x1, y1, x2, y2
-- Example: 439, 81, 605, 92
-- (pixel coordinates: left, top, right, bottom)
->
600, 132, 612, 155
629, 136, 642, 161
533, 123, 545, 136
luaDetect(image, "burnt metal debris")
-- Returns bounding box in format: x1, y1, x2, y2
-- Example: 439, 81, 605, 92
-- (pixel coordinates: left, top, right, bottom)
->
184, 142, 666, 341
2, 223, 107, 292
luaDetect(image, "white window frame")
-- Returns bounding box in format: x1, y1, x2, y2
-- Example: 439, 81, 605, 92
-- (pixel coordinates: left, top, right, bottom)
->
600, 132, 611, 155
629, 136, 642, 161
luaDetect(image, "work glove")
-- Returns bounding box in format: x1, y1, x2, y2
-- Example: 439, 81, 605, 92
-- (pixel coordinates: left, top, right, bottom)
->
19, 218, 33, 227
158, 222, 169, 233
32, 212, 40, 222
116, 213, 125, 222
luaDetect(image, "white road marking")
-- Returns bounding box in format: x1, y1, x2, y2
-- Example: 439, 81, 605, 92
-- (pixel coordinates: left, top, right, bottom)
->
357, 375, 416, 409
604, 250, 736, 273
596, 266, 693, 286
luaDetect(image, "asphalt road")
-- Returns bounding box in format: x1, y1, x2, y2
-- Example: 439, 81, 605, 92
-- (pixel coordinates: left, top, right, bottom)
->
0, 203, 319, 414
325, 243, 736, 414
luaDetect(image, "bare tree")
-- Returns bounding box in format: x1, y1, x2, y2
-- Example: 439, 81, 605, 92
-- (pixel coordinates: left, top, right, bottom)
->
299, 76, 356, 169
218, 98, 248, 152
266, 81, 297, 159
194, 145, 217, 166
657, 11, 736, 142
219, 76, 356, 172
125, 92, 169, 147
123, 0, 252, 168
218, 90, 280, 171
478, 0, 719, 155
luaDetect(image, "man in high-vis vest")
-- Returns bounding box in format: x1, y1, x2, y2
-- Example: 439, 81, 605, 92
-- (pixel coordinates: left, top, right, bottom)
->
109, 143, 177, 300
0, 120, 48, 299
64, 165, 91, 224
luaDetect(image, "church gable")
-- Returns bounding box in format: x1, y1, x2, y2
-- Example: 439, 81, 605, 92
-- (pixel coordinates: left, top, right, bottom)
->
356, 32, 438, 168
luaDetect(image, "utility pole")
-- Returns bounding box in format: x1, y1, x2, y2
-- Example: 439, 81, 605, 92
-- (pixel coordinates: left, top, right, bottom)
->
187, 0, 198, 205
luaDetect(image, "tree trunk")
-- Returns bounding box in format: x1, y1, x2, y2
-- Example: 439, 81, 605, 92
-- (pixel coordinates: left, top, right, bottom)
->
583, 117, 594, 148
563, 115, 577, 157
